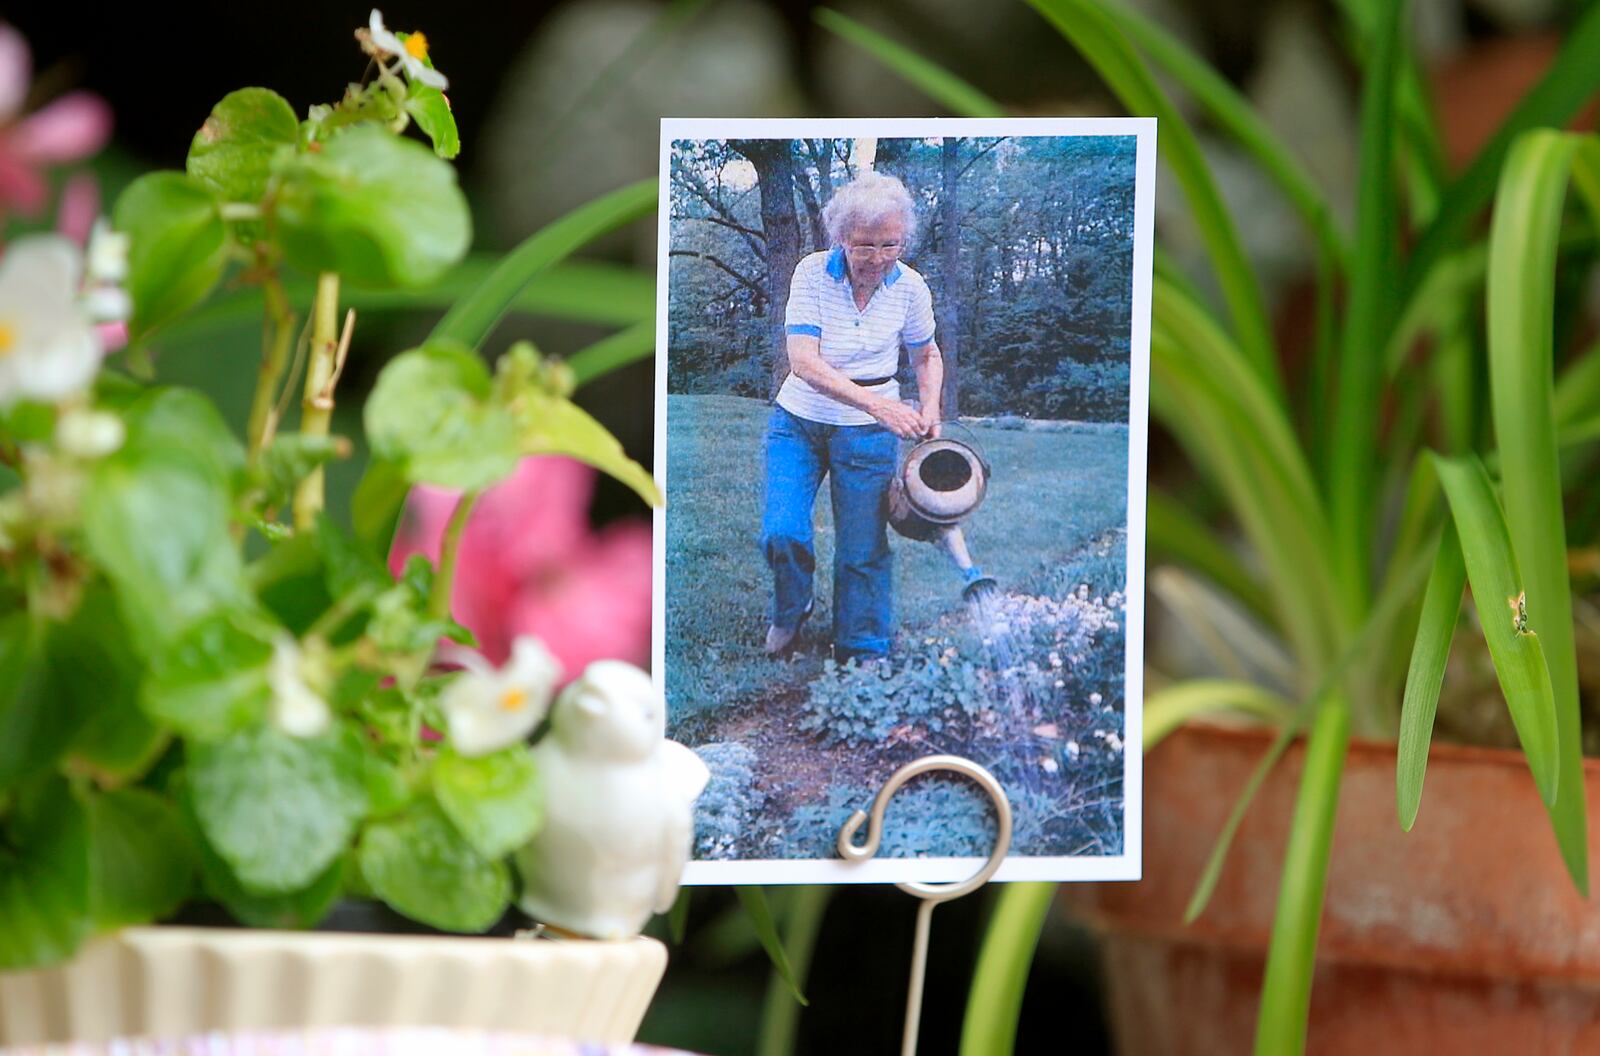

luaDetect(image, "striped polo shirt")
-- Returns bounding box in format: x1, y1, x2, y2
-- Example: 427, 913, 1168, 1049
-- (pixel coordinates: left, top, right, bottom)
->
779, 247, 937, 426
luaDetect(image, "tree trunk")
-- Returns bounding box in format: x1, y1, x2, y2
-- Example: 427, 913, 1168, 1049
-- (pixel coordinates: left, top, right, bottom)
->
938, 137, 962, 419
730, 139, 804, 398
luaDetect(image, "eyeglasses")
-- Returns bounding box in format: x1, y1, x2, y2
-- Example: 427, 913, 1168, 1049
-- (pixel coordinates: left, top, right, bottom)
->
846, 242, 903, 261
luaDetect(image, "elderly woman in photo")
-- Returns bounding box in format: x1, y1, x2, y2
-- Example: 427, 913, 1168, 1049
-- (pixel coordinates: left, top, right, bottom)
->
761, 171, 943, 662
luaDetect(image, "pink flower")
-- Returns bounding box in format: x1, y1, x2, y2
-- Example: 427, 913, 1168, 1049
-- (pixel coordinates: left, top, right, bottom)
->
0, 24, 111, 226
388, 456, 653, 675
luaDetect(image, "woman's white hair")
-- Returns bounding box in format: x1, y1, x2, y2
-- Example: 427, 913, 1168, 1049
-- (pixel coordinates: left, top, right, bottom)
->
822, 170, 918, 248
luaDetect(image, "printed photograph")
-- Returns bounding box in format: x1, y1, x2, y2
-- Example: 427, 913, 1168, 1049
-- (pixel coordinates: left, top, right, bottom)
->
655, 119, 1152, 883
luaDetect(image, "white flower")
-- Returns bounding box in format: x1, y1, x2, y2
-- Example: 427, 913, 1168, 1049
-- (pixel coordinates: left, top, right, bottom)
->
0, 237, 102, 407
367, 10, 449, 90
1089, 692, 1103, 706
440, 637, 562, 757
269, 636, 332, 738
55, 407, 124, 459
86, 221, 128, 284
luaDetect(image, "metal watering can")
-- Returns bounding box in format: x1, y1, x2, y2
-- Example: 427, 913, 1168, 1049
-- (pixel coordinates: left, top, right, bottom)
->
887, 423, 997, 598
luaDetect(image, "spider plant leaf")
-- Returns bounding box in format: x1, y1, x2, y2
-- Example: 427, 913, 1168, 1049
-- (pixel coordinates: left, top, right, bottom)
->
735, 886, 808, 1006
1400, 3, 1600, 312
1486, 130, 1596, 891
1095, 0, 1349, 273
1431, 454, 1560, 807
1183, 718, 1300, 924
1145, 680, 1295, 752
1026, 0, 1279, 401
1146, 489, 1276, 629
1255, 697, 1350, 1055
430, 179, 657, 350
1326, 0, 1404, 619
813, 9, 1006, 118
568, 319, 655, 386
1395, 527, 1464, 831
959, 882, 1055, 1056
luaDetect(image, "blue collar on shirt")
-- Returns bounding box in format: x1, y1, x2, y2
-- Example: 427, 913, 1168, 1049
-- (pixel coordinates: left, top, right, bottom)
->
826, 246, 903, 287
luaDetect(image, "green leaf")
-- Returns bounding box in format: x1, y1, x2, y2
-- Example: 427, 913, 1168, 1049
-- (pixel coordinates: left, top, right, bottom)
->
959, 883, 1054, 1056
735, 886, 808, 1006
140, 610, 276, 740
365, 342, 520, 490
1184, 721, 1299, 924
57, 585, 165, 781
813, 9, 1006, 118
1325, 0, 1405, 618
1432, 454, 1560, 805
0, 777, 92, 969
510, 388, 661, 506
1026, 0, 1278, 398
193, 801, 344, 930
274, 125, 471, 288
1254, 697, 1349, 1056
432, 747, 543, 860
567, 320, 655, 388
1096, 0, 1349, 273
258, 433, 350, 510
315, 515, 391, 598
0, 612, 62, 790
1486, 130, 1596, 891
85, 787, 196, 929
1400, 3, 1600, 310
360, 797, 509, 932
1395, 529, 1464, 831
1146, 488, 1275, 629
82, 389, 248, 655
351, 457, 412, 555
186, 88, 298, 203
404, 81, 460, 160
1143, 680, 1295, 752
667, 887, 691, 945
430, 179, 656, 349
190, 725, 368, 894
114, 172, 228, 339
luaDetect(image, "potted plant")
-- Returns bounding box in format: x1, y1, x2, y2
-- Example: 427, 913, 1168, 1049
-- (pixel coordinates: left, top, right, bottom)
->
0, 11, 672, 1046
817, 2, 1600, 1052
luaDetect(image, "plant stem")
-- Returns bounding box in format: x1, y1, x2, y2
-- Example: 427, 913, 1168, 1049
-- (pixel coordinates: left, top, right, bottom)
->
429, 490, 479, 620
248, 273, 295, 463
293, 272, 341, 530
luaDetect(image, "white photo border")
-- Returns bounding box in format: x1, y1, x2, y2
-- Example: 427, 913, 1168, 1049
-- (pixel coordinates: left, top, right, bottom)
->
653, 117, 1154, 885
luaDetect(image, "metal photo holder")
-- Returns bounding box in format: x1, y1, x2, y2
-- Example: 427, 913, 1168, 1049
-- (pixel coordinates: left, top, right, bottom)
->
837, 754, 1013, 1056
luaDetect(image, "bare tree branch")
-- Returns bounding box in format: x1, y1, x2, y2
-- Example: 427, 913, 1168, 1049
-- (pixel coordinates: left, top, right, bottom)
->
669, 249, 768, 302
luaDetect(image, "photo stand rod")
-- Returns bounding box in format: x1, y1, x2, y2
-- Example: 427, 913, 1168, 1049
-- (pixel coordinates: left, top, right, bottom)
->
837, 754, 1013, 1056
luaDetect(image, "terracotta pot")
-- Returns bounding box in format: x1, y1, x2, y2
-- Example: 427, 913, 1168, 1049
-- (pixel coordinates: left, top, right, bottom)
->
1067, 722, 1600, 1055
0, 927, 667, 1046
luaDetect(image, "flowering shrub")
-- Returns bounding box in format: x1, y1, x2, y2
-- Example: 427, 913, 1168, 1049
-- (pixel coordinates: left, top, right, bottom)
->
0, 13, 658, 969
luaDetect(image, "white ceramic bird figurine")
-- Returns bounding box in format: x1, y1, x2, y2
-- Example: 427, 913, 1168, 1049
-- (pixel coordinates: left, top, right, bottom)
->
515, 659, 710, 940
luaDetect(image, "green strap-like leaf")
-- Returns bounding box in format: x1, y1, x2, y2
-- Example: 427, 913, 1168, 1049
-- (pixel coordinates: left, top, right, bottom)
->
1026, 0, 1279, 399
813, 9, 1007, 118
1097, 0, 1349, 272
430, 180, 657, 350
1146, 489, 1275, 629
958, 882, 1055, 1056
1325, 0, 1405, 620
755, 886, 831, 1056
1399, 3, 1600, 312
1486, 130, 1596, 892
1395, 527, 1464, 831
735, 886, 808, 1007
1144, 680, 1295, 752
1432, 454, 1560, 806
1184, 719, 1300, 924
1254, 696, 1349, 1056
568, 319, 655, 387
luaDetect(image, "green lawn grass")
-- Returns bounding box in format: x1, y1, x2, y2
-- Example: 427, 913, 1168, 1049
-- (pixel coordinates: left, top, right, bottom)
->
664, 394, 1130, 728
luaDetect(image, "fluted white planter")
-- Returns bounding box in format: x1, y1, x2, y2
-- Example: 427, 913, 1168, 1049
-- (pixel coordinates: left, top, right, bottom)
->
0, 927, 667, 1046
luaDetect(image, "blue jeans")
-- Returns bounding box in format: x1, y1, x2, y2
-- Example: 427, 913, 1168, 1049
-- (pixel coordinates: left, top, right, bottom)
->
760, 405, 898, 658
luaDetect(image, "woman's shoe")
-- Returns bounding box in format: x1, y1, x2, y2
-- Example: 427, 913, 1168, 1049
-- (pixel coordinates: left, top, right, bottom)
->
763, 602, 813, 657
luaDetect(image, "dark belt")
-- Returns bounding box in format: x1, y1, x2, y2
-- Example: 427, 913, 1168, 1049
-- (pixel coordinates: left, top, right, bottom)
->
852, 375, 896, 386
